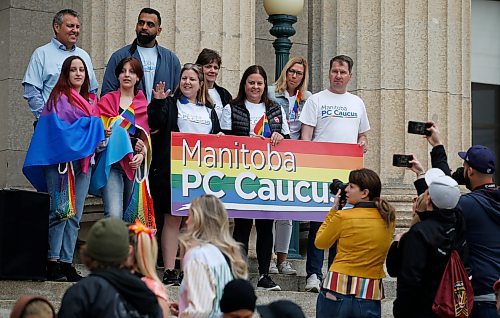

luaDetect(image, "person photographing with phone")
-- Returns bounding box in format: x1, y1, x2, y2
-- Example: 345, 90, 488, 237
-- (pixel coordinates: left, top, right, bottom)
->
405, 120, 499, 317
314, 168, 396, 318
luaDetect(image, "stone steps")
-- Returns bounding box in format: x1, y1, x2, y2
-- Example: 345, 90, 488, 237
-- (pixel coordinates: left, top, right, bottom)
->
0, 280, 395, 318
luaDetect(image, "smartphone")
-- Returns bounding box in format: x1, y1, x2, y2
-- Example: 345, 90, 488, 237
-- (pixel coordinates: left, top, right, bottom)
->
392, 154, 413, 168
408, 121, 432, 136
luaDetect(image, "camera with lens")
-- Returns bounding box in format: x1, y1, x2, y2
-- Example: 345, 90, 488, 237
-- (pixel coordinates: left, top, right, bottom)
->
330, 179, 348, 208
451, 167, 465, 185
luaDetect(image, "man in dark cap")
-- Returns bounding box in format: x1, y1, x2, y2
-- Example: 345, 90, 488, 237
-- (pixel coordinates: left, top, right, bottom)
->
58, 218, 161, 318
458, 145, 500, 318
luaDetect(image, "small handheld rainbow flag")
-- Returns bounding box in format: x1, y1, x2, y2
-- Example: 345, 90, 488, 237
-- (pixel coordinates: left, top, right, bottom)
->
120, 104, 136, 135
293, 90, 302, 116
254, 113, 272, 137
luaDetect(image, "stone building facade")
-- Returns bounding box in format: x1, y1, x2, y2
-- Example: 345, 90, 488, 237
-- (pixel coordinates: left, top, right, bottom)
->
1, 0, 471, 198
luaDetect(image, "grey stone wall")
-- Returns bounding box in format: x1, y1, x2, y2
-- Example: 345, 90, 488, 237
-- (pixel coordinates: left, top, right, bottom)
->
1, 0, 471, 191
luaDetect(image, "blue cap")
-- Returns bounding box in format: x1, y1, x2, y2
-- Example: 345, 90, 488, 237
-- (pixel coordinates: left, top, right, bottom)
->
458, 145, 496, 174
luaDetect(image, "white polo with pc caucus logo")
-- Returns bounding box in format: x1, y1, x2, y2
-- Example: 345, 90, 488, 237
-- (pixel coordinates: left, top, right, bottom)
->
299, 89, 370, 143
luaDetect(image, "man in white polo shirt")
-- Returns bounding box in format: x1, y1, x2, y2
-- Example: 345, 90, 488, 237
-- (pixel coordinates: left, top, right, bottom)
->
299, 54, 370, 292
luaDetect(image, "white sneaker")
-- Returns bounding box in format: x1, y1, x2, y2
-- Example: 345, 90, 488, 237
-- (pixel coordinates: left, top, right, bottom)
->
305, 274, 321, 293
278, 261, 297, 275
269, 259, 279, 274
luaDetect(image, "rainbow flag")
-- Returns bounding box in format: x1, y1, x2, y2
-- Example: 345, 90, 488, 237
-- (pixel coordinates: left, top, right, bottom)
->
254, 113, 271, 137
120, 104, 136, 135
293, 90, 302, 115
170, 133, 364, 221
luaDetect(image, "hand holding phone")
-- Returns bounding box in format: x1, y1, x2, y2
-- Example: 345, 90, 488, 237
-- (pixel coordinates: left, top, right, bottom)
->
408, 121, 432, 136
393, 154, 414, 168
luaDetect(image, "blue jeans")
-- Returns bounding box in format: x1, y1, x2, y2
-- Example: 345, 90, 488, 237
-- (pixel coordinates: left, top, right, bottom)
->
45, 161, 91, 263
316, 290, 381, 318
307, 221, 337, 280
101, 164, 133, 219
470, 301, 497, 318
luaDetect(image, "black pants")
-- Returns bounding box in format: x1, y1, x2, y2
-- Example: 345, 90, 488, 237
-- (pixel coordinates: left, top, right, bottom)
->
233, 218, 273, 275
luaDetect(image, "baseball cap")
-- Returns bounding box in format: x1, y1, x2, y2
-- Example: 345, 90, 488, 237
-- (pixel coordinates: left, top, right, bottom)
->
257, 300, 306, 318
424, 168, 461, 210
458, 145, 496, 174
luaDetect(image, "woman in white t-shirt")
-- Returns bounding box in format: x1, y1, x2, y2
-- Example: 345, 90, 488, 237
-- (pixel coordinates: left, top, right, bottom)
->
148, 63, 221, 286
195, 48, 233, 120
220, 65, 289, 291
267, 56, 312, 276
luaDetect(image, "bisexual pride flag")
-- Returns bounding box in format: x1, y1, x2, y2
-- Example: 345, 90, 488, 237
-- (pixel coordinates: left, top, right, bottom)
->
170, 133, 364, 221
254, 113, 271, 137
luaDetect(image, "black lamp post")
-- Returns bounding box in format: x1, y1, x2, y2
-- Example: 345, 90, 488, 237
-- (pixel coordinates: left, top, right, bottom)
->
268, 14, 297, 81
264, 0, 304, 259
264, 0, 304, 81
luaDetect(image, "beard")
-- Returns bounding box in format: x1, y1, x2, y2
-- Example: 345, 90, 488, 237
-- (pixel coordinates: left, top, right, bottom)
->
136, 32, 157, 46
464, 171, 472, 190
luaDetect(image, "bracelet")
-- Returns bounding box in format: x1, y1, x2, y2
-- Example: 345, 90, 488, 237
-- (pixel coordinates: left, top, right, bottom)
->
418, 172, 425, 176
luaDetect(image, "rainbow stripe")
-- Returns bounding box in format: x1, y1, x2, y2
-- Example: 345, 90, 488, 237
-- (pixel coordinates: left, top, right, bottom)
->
253, 113, 271, 137
120, 104, 136, 134
170, 133, 363, 221
55, 162, 77, 220
323, 271, 384, 300
123, 178, 156, 230
292, 90, 302, 115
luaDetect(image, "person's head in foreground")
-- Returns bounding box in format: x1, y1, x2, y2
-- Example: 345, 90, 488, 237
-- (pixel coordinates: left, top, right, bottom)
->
220, 279, 256, 318
10, 296, 55, 318
80, 217, 131, 270
257, 300, 306, 318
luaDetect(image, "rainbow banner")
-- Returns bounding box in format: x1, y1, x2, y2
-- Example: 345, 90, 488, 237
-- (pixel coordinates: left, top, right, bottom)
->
171, 133, 364, 221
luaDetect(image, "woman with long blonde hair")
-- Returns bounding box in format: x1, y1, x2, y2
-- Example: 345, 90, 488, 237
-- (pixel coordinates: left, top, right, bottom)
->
176, 195, 248, 317
267, 56, 312, 276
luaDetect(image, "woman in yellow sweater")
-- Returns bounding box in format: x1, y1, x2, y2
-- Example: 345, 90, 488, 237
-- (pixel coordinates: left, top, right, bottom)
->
315, 168, 396, 318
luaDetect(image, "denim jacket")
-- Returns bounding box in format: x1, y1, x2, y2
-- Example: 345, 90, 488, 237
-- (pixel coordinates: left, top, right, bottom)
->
267, 85, 311, 139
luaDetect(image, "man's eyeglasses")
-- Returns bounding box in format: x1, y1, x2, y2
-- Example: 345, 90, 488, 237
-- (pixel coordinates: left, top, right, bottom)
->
287, 69, 304, 76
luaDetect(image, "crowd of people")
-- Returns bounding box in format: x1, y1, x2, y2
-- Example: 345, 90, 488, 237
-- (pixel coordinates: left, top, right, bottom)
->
13, 6, 499, 318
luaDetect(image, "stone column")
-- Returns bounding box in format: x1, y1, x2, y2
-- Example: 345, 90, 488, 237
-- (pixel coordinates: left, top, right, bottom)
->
308, 0, 471, 190
2, 0, 256, 190
0, 1, 84, 188
82, 0, 256, 95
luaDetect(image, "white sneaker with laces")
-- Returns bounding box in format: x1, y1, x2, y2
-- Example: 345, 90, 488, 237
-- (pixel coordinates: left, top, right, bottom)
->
269, 259, 279, 274
278, 261, 297, 275
305, 274, 321, 293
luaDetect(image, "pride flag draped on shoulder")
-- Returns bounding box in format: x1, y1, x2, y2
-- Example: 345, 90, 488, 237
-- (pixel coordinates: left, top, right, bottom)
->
89, 90, 151, 194
254, 113, 271, 137
23, 89, 105, 192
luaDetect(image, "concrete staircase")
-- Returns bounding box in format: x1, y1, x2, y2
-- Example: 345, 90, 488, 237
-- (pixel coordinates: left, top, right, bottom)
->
0, 189, 416, 317
0, 259, 397, 318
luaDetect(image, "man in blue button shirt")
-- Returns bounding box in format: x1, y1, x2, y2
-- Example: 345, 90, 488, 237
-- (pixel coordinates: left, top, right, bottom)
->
22, 9, 98, 124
